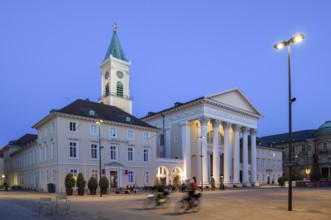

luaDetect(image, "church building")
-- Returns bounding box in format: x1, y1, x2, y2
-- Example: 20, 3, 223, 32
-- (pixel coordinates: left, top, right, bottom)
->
1, 24, 283, 192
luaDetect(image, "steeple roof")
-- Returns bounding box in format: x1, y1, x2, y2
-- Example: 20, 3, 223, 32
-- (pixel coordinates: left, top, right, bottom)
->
103, 23, 128, 62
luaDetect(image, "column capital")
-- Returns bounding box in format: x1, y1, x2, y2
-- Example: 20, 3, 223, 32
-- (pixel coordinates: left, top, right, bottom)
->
221, 122, 232, 130
232, 124, 241, 132
250, 129, 258, 136
241, 126, 249, 134
180, 121, 190, 127
210, 119, 221, 128
199, 117, 209, 126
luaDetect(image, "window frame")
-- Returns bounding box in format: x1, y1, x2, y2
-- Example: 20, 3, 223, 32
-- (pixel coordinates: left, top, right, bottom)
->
69, 141, 78, 159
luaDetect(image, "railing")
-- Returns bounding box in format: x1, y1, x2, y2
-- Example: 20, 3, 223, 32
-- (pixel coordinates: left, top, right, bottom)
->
157, 158, 183, 164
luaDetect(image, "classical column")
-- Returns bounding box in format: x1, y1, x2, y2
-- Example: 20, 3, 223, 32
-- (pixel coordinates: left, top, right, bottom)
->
181, 121, 191, 179
242, 127, 250, 186
222, 122, 233, 187
199, 117, 209, 186
250, 129, 259, 186
233, 125, 242, 187
165, 126, 171, 158
211, 120, 221, 187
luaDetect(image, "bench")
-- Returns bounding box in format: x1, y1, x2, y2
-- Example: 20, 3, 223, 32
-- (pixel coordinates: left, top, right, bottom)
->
56, 195, 71, 215
39, 198, 54, 216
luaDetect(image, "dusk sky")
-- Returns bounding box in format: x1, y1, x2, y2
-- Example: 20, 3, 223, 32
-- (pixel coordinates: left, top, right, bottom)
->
1, 1, 330, 147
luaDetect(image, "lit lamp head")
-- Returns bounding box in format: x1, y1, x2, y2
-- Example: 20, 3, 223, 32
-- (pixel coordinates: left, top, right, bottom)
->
290, 34, 304, 43
305, 168, 311, 175
96, 120, 104, 125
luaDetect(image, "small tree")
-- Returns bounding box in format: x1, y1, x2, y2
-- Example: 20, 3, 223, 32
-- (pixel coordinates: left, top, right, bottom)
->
99, 176, 109, 194
65, 173, 75, 189
88, 176, 98, 195
88, 176, 98, 189
64, 173, 76, 196
76, 173, 87, 189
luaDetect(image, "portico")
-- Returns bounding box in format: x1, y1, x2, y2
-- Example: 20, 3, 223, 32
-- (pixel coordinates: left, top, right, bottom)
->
141, 88, 263, 188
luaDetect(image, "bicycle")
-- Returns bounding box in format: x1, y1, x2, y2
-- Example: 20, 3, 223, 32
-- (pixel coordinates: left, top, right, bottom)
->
175, 192, 201, 214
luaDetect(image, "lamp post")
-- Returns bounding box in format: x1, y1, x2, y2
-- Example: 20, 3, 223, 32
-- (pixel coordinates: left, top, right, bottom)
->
274, 33, 304, 211
197, 136, 205, 192
96, 120, 104, 197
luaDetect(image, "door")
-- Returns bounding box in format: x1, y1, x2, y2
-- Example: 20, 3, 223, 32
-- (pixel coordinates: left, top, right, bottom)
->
110, 171, 118, 188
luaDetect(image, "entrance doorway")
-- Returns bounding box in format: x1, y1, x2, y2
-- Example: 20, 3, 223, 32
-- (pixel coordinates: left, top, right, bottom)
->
110, 171, 118, 188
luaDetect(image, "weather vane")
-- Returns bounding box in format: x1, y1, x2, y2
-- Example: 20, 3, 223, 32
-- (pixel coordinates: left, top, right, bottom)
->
113, 23, 117, 32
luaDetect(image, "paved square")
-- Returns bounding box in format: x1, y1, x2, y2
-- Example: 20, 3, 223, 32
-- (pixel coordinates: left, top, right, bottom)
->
0, 187, 330, 220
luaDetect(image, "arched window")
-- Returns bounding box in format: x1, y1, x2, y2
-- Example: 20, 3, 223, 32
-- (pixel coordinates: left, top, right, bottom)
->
116, 81, 123, 97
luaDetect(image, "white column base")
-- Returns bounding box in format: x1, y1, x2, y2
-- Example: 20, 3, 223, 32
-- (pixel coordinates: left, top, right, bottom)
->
252, 182, 260, 187
233, 183, 243, 187
243, 183, 251, 187
224, 183, 233, 188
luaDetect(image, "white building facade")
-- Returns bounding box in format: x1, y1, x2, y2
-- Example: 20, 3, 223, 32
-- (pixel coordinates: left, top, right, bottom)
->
142, 89, 263, 188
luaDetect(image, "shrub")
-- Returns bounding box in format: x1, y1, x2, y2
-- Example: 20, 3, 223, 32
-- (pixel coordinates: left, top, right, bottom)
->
88, 176, 98, 189
65, 173, 76, 189
99, 176, 109, 189
76, 172, 87, 189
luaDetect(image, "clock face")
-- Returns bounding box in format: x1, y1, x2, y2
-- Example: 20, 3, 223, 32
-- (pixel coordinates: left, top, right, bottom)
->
116, 71, 123, 79
105, 71, 109, 79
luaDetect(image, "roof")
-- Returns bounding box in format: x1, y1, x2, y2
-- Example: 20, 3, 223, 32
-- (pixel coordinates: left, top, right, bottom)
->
259, 130, 316, 146
50, 99, 156, 129
8, 134, 37, 147
141, 88, 262, 121
317, 121, 331, 133
103, 29, 128, 62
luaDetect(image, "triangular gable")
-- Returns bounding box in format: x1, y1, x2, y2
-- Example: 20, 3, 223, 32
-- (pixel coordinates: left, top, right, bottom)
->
206, 88, 262, 117
104, 161, 124, 167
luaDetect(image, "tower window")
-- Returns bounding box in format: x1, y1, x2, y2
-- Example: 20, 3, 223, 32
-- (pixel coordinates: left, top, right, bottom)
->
116, 81, 123, 97
105, 83, 110, 97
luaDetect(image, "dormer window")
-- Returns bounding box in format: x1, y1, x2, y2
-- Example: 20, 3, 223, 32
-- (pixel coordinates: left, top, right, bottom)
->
126, 117, 131, 122
89, 110, 96, 116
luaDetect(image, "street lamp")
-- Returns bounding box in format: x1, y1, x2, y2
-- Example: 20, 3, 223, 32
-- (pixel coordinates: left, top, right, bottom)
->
274, 33, 304, 211
197, 136, 205, 192
96, 120, 104, 197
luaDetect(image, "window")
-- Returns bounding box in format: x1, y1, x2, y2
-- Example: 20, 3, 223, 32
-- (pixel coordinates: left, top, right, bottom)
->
51, 122, 55, 133
322, 143, 328, 150
110, 128, 117, 137
69, 142, 78, 159
301, 146, 305, 153
91, 144, 98, 159
51, 142, 54, 159
143, 148, 149, 162
90, 125, 98, 135
70, 169, 78, 178
92, 170, 98, 180
39, 147, 42, 162
143, 132, 149, 141
69, 122, 76, 132
110, 145, 117, 161
105, 83, 110, 97
116, 81, 123, 97
44, 126, 47, 137
128, 147, 134, 161
46, 170, 49, 183
127, 130, 134, 140
145, 171, 150, 184
262, 160, 265, 169
256, 159, 259, 169
128, 171, 134, 184
44, 144, 48, 160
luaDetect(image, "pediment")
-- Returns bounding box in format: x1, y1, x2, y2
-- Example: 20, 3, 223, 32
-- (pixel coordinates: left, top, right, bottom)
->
205, 88, 262, 117
104, 162, 124, 167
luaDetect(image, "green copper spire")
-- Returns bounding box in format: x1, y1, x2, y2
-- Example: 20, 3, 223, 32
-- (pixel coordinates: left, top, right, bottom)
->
103, 23, 128, 62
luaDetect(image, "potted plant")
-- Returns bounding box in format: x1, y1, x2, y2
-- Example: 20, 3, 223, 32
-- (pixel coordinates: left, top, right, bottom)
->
99, 176, 109, 194
76, 172, 86, 196
88, 176, 98, 195
64, 173, 76, 196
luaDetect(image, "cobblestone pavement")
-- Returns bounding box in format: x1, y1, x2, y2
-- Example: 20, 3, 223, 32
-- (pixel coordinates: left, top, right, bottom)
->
0, 187, 331, 220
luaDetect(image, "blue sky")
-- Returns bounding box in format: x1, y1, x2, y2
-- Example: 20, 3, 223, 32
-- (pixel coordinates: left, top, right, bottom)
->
1, 0, 330, 147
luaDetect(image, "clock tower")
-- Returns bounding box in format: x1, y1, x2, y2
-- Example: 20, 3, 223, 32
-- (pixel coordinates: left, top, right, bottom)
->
99, 23, 132, 114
